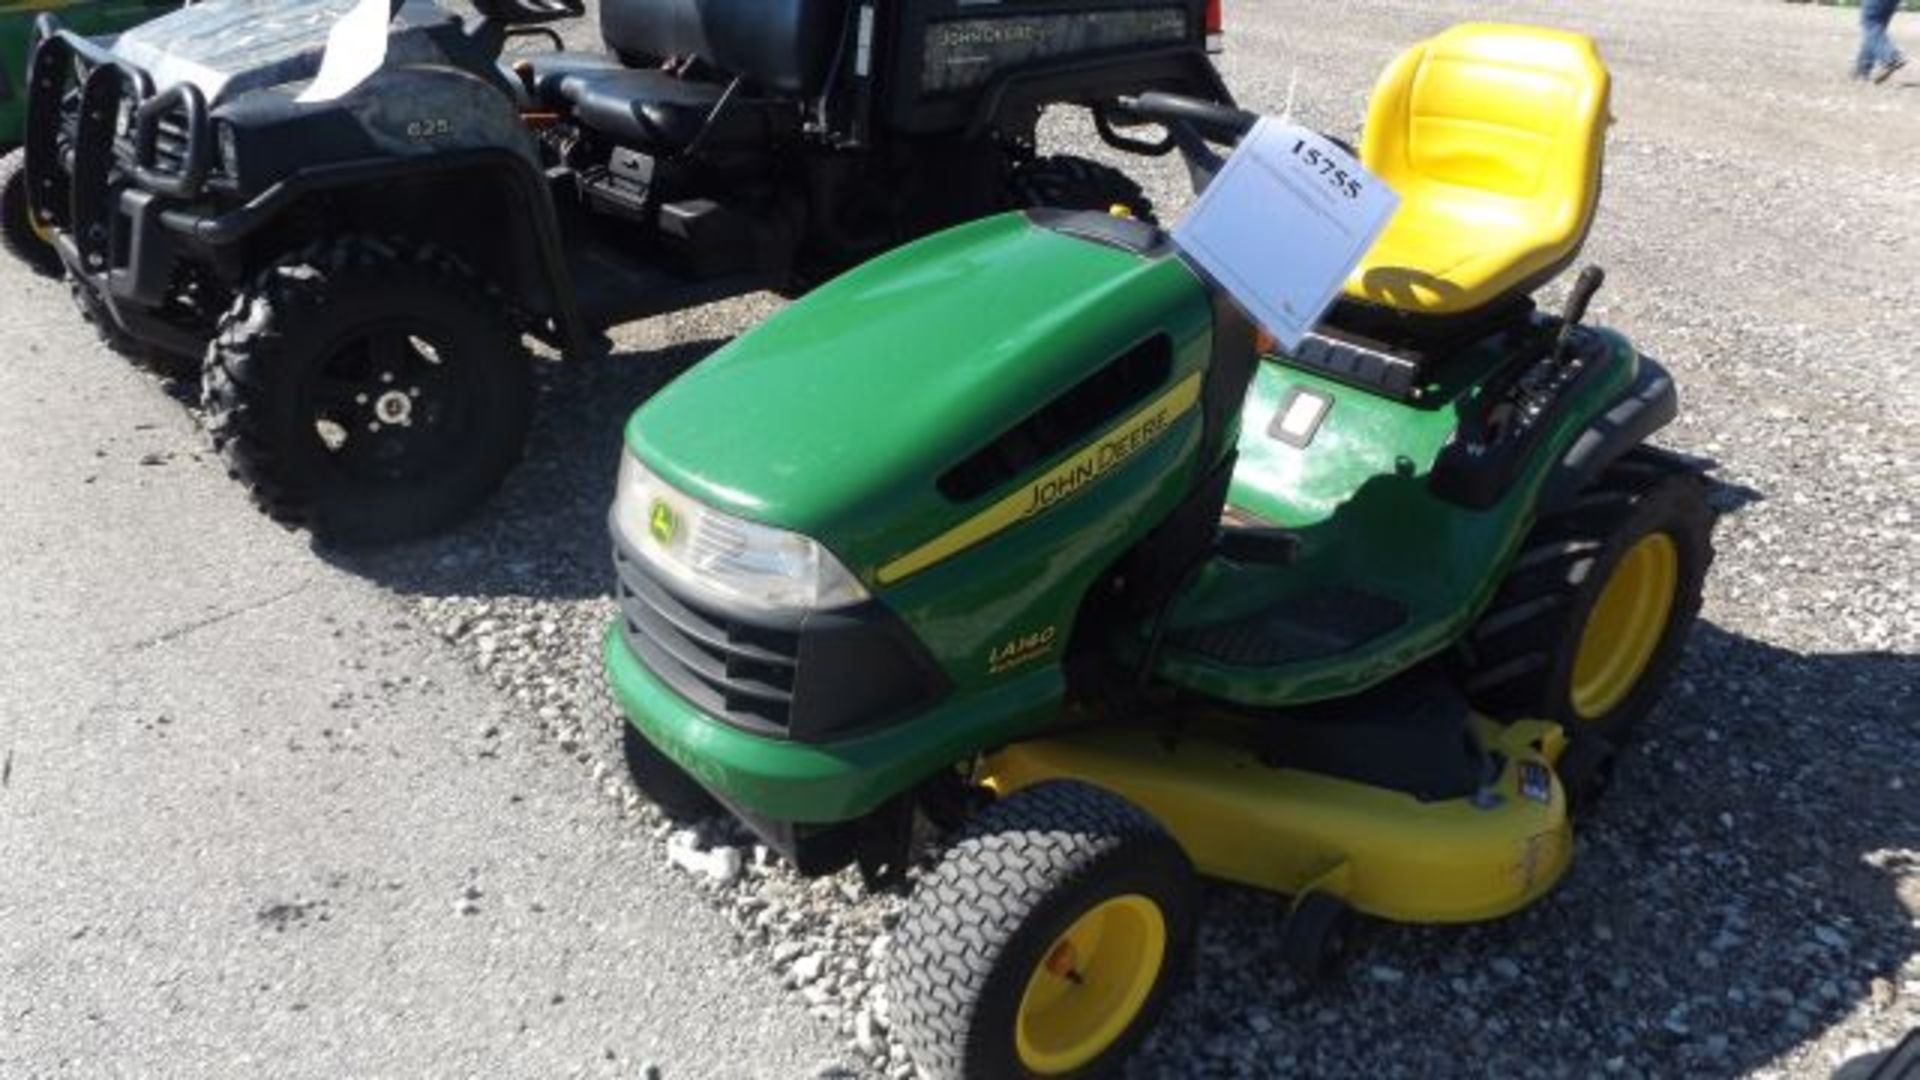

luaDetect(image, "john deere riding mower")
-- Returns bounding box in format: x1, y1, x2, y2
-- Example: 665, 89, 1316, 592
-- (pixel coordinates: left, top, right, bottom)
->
602, 24, 1714, 1077
23, 0, 1226, 542
1, 0, 175, 276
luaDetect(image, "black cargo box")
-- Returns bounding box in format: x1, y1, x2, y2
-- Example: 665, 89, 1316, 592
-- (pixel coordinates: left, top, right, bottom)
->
877, 0, 1206, 133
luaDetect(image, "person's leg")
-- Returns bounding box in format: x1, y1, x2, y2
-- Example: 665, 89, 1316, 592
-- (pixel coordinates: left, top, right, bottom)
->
1868, 0, 1908, 80
1858, 0, 1890, 78
1873, 0, 1905, 63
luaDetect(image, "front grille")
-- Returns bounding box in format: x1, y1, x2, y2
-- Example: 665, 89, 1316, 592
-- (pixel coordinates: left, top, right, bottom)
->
111, 103, 192, 176
614, 542, 800, 736
611, 531, 951, 743
152, 107, 192, 174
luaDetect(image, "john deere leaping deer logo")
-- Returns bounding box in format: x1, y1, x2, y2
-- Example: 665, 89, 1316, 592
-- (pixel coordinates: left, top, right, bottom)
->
648, 499, 676, 546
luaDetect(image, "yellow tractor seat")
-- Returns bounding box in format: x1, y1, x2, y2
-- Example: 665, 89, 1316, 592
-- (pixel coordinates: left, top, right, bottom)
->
1343, 24, 1611, 320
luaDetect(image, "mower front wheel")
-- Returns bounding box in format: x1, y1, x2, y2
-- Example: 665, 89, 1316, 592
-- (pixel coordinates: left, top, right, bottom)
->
889, 780, 1195, 1079
203, 235, 533, 545
0, 147, 62, 279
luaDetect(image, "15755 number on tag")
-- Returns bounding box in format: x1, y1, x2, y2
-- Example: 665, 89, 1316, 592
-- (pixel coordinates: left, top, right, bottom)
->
1290, 139, 1364, 200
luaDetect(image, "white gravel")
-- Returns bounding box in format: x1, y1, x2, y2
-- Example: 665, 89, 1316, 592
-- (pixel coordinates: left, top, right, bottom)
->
326, 1, 1920, 1076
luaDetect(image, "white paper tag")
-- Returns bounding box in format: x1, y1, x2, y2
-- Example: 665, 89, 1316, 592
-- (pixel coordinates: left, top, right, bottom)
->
296, 0, 392, 104
1171, 118, 1399, 351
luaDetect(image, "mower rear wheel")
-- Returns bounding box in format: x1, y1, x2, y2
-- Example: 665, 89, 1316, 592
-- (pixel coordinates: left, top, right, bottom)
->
1462, 450, 1715, 752
1007, 155, 1157, 224
203, 235, 532, 545
0, 147, 62, 279
889, 780, 1194, 1079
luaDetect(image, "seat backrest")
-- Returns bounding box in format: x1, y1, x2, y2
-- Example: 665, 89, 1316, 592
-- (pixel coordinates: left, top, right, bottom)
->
1361, 23, 1610, 256
601, 0, 851, 95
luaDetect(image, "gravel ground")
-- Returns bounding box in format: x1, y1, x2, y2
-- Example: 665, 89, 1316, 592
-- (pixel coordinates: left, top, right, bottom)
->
86, 0, 1920, 1076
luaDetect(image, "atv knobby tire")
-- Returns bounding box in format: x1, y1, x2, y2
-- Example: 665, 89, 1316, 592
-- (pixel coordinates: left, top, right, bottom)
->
203, 235, 532, 545
0, 147, 62, 279
1462, 450, 1715, 750
1007, 155, 1158, 224
889, 780, 1194, 1079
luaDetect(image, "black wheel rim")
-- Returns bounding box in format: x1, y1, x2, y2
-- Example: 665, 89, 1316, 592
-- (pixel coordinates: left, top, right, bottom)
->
302, 319, 473, 485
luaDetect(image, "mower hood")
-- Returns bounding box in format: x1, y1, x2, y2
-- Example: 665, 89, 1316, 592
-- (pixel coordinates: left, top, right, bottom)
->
625, 211, 1214, 586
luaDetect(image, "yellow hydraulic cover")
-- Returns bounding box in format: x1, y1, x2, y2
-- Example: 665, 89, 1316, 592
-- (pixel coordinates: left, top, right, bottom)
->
983, 717, 1572, 925
1344, 23, 1612, 316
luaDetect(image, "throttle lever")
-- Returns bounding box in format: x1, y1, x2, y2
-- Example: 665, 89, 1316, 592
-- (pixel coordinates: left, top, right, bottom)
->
1554, 265, 1606, 363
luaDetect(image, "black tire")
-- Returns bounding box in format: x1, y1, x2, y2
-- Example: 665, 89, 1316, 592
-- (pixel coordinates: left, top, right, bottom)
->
1279, 891, 1353, 986
1007, 155, 1158, 224
1461, 450, 1716, 750
202, 235, 533, 545
889, 780, 1195, 1079
620, 721, 722, 821
0, 147, 62, 278
1555, 734, 1617, 818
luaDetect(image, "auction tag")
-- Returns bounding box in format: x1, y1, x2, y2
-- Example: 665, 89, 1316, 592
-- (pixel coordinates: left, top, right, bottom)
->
296, 0, 391, 104
1171, 118, 1399, 351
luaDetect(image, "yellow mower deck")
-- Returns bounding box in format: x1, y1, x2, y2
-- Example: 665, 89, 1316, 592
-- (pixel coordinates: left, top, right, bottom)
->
983, 717, 1573, 924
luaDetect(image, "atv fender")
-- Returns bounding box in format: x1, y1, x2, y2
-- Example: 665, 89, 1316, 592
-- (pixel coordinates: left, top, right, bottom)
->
186, 148, 587, 354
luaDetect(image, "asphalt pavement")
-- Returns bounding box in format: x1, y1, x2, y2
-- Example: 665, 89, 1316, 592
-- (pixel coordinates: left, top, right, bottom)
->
0, 268, 846, 1076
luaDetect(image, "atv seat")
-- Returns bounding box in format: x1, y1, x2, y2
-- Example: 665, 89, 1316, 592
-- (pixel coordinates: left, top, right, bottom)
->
523, 53, 799, 151
1341, 24, 1610, 322
600, 0, 850, 96
517, 0, 844, 152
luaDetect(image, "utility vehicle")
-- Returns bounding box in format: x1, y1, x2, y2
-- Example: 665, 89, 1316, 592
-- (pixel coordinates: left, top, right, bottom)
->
23, 0, 1227, 542
603, 24, 1716, 1077
1, 0, 175, 276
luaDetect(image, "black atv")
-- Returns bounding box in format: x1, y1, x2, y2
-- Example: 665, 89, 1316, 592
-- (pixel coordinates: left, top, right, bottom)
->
24, 0, 1228, 543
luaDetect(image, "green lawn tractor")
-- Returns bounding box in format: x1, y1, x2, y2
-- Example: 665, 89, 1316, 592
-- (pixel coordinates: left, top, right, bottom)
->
1, 0, 174, 275
602, 23, 1716, 1078
23, 0, 1226, 543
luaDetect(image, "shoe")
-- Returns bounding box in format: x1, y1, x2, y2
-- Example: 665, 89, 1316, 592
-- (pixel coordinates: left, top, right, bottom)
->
1875, 55, 1909, 83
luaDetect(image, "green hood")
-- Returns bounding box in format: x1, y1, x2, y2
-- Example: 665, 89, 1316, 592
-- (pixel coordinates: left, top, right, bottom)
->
625, 212, 1212, 582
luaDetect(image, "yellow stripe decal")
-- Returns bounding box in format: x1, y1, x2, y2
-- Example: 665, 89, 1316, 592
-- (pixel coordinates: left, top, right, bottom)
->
877, 372, 1203, 585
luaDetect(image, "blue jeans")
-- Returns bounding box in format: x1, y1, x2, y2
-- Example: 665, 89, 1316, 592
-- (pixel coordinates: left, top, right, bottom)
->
1858, 0, 1905, 78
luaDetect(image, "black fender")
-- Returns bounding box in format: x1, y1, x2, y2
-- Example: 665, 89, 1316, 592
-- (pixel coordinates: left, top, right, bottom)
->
160, 148, 589, 355
1538, 355, 1681, 512
967, 44, 1232, 141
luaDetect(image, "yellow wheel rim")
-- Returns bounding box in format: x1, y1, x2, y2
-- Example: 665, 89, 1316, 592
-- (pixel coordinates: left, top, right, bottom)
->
1014, 894, 1167, 1075
1570, 533, 1679, 720
28, 209, 55, 247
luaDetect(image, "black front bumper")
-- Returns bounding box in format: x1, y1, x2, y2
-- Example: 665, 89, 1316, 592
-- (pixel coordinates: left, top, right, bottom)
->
25, 18, 223, 355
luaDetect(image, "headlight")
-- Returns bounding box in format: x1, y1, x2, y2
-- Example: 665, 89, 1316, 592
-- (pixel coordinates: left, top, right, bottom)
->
613, 451, 869, 614
215, 120, 239, 178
